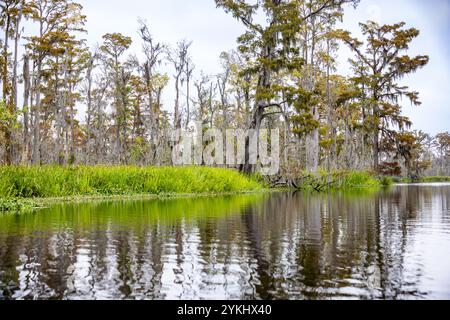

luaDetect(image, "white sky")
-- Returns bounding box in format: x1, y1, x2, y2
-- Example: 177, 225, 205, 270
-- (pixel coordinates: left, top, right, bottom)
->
73, 0, 450, 134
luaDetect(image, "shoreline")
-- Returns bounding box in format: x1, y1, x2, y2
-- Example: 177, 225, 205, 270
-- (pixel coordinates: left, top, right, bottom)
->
0, 189, 276, 214
33, 189, 275, 206
3, 182, 449, 214
20, 181, 450, 203
1, 165, 448, 214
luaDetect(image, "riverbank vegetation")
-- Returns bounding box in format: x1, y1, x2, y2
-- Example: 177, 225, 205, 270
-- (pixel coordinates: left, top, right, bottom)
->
0, 164, 398, 213
0, 165, 391, 204
419, 176, 450, 183
0, 166, 264, 213
0, 166, 262, 199
271, 170, 387, 192
0, 198, 37, 214
394, 176, 450, 184
0, 1, 447, 196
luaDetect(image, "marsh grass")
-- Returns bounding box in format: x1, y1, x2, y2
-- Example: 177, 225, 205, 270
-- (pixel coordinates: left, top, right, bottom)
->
0, 198, 38, 214
391, 176, 450, 184
294, 170, 382, 191
0, 166, 263, 200
417, 176, 450, 183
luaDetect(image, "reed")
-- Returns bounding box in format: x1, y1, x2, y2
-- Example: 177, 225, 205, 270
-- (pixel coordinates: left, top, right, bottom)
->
0, 166, 263, 200
294, 170, 382, 191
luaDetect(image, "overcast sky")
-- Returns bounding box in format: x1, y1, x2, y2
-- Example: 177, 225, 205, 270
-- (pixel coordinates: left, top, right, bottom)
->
77, 0, 449, 135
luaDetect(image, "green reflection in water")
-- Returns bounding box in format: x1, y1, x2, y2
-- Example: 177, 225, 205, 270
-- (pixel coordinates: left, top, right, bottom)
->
0, 185, 449, 300
0, 193, 266, 231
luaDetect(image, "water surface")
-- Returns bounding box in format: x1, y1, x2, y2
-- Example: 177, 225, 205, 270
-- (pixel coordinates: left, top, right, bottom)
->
1, 184, 449, 300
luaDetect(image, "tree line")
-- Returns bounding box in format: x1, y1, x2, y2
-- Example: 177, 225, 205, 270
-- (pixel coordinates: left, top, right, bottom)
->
0, 0, 448, 179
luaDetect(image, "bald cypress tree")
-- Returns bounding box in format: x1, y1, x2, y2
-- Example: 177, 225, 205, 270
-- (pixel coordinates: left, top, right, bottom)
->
26, 0, 86, 164
0, 0, 32, 164
100, 33, 132, 163
334, 21, 429, 172
216, 0, 358, 173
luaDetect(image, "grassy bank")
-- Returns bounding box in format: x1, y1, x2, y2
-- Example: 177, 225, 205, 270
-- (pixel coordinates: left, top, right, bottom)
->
392, 176, 450, 184
0, 166, 263, 213
0, 166, 393, 214
0, 198, 38, 214
416, 176, 450, 183
293, 170, 387, 192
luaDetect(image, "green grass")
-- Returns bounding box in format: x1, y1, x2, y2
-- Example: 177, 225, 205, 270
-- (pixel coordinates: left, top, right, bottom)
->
294, 170, 382, 191
418, 176, 450, 183
0, 166, 263, 201
0, 166, 391, 213
0, 198, 38, 214
377, 175, 394, 187
392, 176, 450, 184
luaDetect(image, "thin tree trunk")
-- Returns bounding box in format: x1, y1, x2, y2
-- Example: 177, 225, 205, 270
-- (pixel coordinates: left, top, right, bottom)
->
174, 74, 181, 129
373, 103, 380, 172
144, 62, 157, 164
2, 12, 12, 164
67, 65, 76, 164
32, 61, 42, 165
22, 54, 30, 164
305, 16, 319, 173
10, 11, 21, 164
185, 61, 191, 130
85, 56, 94, 165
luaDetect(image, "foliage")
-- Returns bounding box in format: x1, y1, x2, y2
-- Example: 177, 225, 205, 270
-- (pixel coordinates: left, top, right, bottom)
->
0, 198, 38, 214
0, 0, 440, 184
215, 0, 359, 173
379, 161, 402, 176
435, 132, 450, 158
417, 176, 450, 183
390, 176, 450, 184
293, 170, 380, 191
334, 21, 429, 171
0, 166, 263, 199
378, 175, 394, 187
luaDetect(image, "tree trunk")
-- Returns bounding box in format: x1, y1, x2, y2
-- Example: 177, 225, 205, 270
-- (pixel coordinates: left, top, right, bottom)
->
241, 103, 264, 174
305, 16, 319, 173
67, 78, 76, 164
10, 12, 21, 164
22, 54, 31, 164
144, 62, 157, 164
306, 114, 319, 172
174, 74, 181, 130
85, 56, 94, 165
185, 61, 191, 130
240, 43, 272, 175
3, 12, 12, 165
32, 62, 42, 165
373, 104, 380, 172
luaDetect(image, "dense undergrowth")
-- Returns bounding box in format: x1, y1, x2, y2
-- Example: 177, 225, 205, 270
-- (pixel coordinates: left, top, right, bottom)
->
414, 176, 450, 183
292, 170, 389, 192
0, 198, 38, 214
0, 166, 262, 200
392, 176, 450, 183
3, 165, 446, 215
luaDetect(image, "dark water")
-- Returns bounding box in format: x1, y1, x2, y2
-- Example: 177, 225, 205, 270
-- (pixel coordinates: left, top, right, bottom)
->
0, 184, 449, 300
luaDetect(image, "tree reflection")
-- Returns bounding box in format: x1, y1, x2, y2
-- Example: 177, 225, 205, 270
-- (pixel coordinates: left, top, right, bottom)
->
0, 186, 449, 300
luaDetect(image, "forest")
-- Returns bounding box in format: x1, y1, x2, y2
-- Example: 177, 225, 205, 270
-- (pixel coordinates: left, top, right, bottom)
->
1, 0, 449, 182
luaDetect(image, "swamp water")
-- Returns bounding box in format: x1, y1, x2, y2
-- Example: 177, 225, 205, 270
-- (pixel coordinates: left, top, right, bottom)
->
1, 184, 449, 300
